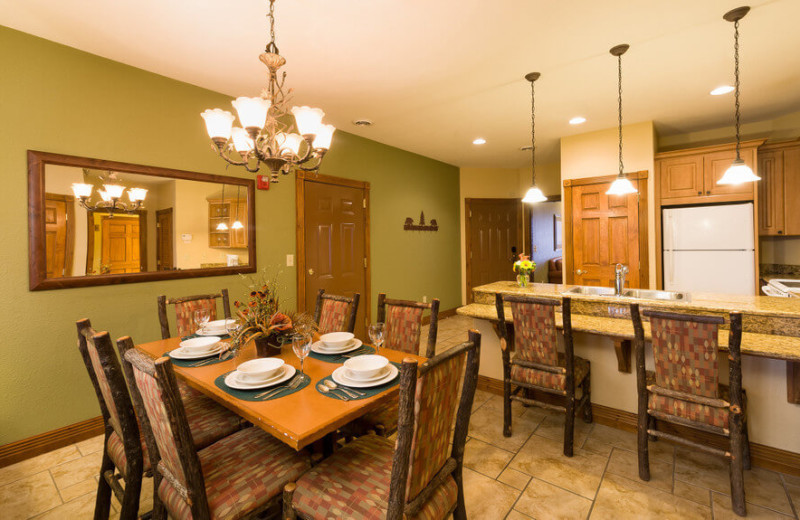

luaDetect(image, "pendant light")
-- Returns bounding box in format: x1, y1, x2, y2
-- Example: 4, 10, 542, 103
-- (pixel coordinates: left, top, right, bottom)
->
216, 184, 229, 231
606, 44, 638, 196
522, 72, 547, 204
231, 185, 244, 230
717, 6, 760, 185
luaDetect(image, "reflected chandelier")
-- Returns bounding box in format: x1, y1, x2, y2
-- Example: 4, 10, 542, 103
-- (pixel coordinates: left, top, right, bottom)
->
201, 0, 334, 183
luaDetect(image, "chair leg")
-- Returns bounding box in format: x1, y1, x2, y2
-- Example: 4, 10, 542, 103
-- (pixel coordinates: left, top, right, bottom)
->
563, 394, 575, 457
638, 412, 651, 481
118, 471, 142, 520
503, 380, 512, 438
647, 414, 658, 442
453, 466, 467, 520
581, 372, 593, 423
742, 418, 752, 471
94, 449, 114, 520
282, 483, 297, 520
151, 473, 167, 520
729, 452, 746, 516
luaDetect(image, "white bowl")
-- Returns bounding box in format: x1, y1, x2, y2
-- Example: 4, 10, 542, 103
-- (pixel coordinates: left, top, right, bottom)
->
206, 319, 235, 330
237, 358, 285, 382
344, 355, 389, 380
320, 332, 355, 349
179, 336, 220, 354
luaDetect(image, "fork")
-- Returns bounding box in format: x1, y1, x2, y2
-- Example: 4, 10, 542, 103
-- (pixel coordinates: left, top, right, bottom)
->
255, 375, 303, 400
340, 347, 371, 359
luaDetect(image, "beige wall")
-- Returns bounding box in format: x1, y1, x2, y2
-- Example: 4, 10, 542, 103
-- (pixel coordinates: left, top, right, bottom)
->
560, 120, 657, 287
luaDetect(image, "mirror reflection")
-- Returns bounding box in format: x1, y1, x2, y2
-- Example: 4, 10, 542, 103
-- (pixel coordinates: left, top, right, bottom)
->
44, 165, 250, 277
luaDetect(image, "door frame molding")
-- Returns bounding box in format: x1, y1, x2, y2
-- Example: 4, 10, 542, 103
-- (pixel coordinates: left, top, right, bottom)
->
464, 197, 524, 304
296, 172, 371, 326
563, 171, 649, 287
156, 207, 174, 271
44, 193, 75, 278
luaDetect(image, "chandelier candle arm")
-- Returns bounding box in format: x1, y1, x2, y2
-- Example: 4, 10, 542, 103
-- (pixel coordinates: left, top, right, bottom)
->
606, 44, 637, 196
522, 72, 546, 204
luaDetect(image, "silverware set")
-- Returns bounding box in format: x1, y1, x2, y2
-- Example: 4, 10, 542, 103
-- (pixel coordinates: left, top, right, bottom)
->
187, 351, 231, 367
254, 374, 305, 400
317, 379, 366, 400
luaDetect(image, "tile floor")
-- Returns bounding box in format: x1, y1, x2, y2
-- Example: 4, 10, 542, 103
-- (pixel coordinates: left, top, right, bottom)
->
2, 315, 798, 519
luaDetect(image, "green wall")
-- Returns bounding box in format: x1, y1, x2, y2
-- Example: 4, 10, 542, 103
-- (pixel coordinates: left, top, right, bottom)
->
0, 26, 460, 445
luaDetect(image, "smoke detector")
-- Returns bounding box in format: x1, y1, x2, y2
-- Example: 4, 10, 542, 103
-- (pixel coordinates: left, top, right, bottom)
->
352, 119, 373, 127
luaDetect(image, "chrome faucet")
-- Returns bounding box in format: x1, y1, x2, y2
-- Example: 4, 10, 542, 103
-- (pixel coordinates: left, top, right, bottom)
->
614, 263, 629, 296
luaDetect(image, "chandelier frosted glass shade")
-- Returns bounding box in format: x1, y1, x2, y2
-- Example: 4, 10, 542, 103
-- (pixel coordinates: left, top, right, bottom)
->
231, 127, 255, 153
71, 183, 93, 198
201, 109, 235, 139
313, 124, 336, 149
232, 97, 271, 130
718, 158, 760, 185
522, 186, 547, 203
71, 181, 146, 215
291, 106, 325, 136
606, 176, 638, 196
127, 188, 148, 202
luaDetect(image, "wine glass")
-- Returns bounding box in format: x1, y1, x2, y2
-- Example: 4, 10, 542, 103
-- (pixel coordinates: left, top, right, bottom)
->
193, 309, 211, 335
368, 322, 385, 354
292, 332, 312, 379
225, 318, 242, 337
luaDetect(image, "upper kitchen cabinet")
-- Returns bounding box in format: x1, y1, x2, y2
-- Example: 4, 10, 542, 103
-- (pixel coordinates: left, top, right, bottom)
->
655, 139, 764, 205
758, 139, 800, 236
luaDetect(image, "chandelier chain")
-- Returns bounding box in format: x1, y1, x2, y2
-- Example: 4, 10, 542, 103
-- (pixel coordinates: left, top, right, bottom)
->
618, 53, 624, 177
268, 0, 276, 47
530, 79, 536, 186
734, 18, 741, 160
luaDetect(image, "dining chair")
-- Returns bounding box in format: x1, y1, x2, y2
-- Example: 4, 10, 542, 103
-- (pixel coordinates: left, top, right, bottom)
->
495, 294, 592, 457
631, 305, 750, 516
123, 348, 312, 520
283, 330, 481, 520
313, 289, 360, 334
157, 289, 232, 339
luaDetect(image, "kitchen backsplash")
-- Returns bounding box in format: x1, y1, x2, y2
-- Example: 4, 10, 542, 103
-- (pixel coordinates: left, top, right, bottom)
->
761, 263, 800, 276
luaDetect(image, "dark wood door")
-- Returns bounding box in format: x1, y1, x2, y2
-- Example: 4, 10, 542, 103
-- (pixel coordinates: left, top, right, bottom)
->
44, 194, 74, 278
101, 216, 141, 274
569, 179, 643, 288
466, 198, 521, 301
156, 208, 174, 270
302, 178, 369, 338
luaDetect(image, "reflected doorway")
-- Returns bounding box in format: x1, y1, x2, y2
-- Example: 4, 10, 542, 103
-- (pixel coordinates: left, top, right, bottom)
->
86, 211, 147, 274
44, 193, 75, 278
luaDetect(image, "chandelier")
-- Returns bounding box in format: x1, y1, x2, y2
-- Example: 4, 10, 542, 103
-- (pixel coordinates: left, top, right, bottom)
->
71, 176, 147, 216
200, 0, 335, 183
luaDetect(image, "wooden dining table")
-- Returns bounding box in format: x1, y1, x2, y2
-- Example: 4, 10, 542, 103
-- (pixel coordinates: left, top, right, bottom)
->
135, 337, 426, 450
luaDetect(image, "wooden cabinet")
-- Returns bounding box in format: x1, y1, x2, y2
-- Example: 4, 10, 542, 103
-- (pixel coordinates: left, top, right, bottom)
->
658, 155, 704, 199
703, 148, 758, 196
758, 140, 800, 236
208, 199, 248, 248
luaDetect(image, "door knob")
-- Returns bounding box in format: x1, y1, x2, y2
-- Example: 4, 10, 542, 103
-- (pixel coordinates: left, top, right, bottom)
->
308, 268, 315, 275
576, 269, 585, 275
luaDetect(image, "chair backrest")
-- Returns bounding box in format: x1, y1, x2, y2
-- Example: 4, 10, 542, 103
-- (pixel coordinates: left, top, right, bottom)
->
495, 294, 567, 367
76, 319, 143, 476
377, 293, 440, 358
313, 289, 360, 334
387, 330, 480, 520
122, 349, 209, 515
157, 289, 231, 339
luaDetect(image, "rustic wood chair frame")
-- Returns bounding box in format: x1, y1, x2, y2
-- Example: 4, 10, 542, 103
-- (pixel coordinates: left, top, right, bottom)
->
377, 292, 440, 358
631, 304, 750, 516
312, 289, 360, 333
157, 289, 232, 339
76, 319, 146, 520
283, 330, 481, 520
495, 294, 592, 457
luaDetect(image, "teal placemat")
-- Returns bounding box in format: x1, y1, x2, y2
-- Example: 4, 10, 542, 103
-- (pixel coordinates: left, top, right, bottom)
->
309, 345, 376, 364
167, 350, 232, 368
214, 371, 310, 402
316, 362, 401, 400
181, 332, 230, 340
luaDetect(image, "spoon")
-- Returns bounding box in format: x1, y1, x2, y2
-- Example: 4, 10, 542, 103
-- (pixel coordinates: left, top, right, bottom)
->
324, 379, 365, 398
317, 384, 349, 400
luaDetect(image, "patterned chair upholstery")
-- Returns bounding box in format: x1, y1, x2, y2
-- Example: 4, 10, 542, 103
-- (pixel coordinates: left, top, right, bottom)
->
495, 294, 592, 457
157, 289, 232, 339
631, 306, 750, 516
313, 289, 360, 334
285, 331, 481, 520
124, 348, 311, 520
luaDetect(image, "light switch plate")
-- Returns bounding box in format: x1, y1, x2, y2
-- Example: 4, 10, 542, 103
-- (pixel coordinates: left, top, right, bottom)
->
286, 254, 294, 267
181, 233, 192, 243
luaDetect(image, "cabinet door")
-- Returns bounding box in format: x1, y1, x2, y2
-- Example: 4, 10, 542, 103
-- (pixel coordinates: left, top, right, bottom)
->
704, 148, 757, 196
231, 199, 248, 248
784, 147, 800, 235
757, 150, 784, 235
658, 155, 704, 199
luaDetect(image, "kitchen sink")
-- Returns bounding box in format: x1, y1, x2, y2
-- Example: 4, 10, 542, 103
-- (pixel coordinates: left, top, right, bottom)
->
562, 286, 616, 296
621, 288, 690, 301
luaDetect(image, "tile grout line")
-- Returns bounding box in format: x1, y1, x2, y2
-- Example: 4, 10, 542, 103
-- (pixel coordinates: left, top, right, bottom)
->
585, 445, 614, 519
779, 474, 800, 520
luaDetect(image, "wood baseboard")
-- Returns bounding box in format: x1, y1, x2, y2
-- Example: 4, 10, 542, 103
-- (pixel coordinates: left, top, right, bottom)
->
476, 375, 800, 477
0, 416, 104, 469
423, 307, 458, 326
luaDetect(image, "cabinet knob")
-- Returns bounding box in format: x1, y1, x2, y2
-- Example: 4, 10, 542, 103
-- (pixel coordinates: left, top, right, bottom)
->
778, 230, 784, 235
706, 190, 711, 195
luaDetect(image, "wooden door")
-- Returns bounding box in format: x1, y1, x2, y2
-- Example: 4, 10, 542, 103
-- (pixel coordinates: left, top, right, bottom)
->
44, 194, 74, 278
658, 155, 704, 200
783, 147, 800, 235
156, 208, 174, 270
704, 148, 757, 196
300, 175, 369, 338
757, 150, 785, 236
101, 217, 141, 274
565, 175, 647, 288
465, 198, 521, 300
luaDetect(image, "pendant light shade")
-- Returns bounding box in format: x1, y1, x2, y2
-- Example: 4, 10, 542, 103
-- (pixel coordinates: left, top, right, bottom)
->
718, 6, 760, 186
522, 72, 546, 204
606, 44, 637, 196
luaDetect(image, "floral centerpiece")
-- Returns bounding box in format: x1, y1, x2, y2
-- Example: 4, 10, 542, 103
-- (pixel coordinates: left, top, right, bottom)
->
513, 254, 535, 288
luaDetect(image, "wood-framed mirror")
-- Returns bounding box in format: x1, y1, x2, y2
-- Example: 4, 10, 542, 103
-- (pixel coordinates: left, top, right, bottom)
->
28, 150, 256, 290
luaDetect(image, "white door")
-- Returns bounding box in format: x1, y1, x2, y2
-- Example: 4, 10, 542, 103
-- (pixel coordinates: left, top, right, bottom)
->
664, 250, 755, 295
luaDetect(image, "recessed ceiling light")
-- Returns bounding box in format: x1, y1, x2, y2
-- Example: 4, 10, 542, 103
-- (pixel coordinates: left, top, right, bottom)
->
569, 117, 587, 125
472, 138, 486, 145
710, 85, 735, 96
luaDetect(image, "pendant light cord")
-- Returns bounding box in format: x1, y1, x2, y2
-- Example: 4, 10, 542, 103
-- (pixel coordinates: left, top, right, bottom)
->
733, 18, 741, 161
618, 53, 624, 177
530, 79, 536, 186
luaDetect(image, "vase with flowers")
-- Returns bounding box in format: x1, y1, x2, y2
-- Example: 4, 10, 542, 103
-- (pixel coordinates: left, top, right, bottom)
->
513, 254, 536, 288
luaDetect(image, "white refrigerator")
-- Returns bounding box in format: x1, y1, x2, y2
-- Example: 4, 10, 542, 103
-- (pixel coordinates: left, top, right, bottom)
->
662, 203, 755, 295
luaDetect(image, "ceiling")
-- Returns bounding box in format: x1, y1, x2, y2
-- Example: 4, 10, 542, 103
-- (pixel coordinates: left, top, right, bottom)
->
3, 0, 800, 168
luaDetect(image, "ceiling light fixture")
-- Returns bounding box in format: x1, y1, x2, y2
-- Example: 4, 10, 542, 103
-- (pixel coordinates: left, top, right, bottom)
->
569, 117, 587, 125
200, 0, 334, 185
522, 72, 547, 204
71, 178, 147, 216
606, 44, 638, 196
718, 6, 760, 186
472, 138, 487, 145
710, 85, 735, 96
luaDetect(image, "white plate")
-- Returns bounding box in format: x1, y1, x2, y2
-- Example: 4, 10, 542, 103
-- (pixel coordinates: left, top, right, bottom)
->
332, 363, 398, 388
342, 365, 391, 383
169, 345, 224, 360
311, 339, 363, 355
225, 365, 296, 390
